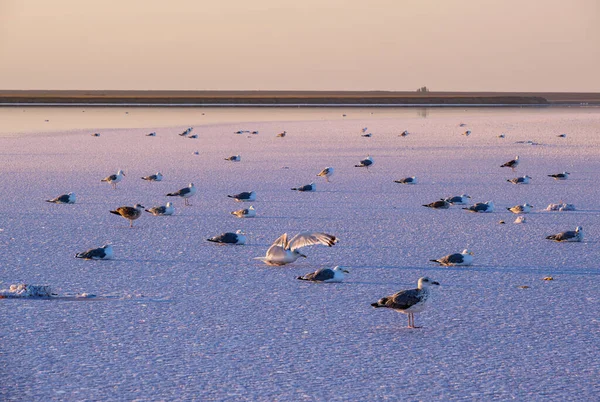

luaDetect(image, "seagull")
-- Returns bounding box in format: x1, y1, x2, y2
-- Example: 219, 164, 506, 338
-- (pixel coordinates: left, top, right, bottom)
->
463, 201, 494, 213
430, 250, 474, 266
399, 130, 409, 137
110, 204, 144, 227
146, 132, 156, 137
166, 183, 197, 206
297, 266, 349, 283
548, 172, 569, 180
75, 244, 114, 260
141, 172, 163, 182
207, 230, 246, 245
463, 130, 471, 136
557, 133, 567, 138
276, 131, 286, 137
422, 200, 450, 209
498, 133, 506, 138
145, 202, 175, 216
231, 205, 256, 218
514, 216, 527, 224
394, 177, 417, 184
225, 155, 241, 162
371, 277, 440, 329
91, 132, 100, 137
317, 167, 334, 182
507, 175, 531, 184
254, 232, 338, 266
291, 183, 316, 192
444, 194, 471, 205
507, 203, 533, 214
361, 127, 368, 133
188, 134, 198, 139
546, 203, 576, 211
46, 192, 76, 204
355, 156, 373, 169
500, 156, 519, 171
101, 169, 125, 189
228, 191, 256, 202
546, 226, 583, 242
361, 133, 372, 137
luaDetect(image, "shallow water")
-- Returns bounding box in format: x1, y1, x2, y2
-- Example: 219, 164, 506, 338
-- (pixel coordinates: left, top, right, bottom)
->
1, 108, 599, 400
1, 105, 595, 136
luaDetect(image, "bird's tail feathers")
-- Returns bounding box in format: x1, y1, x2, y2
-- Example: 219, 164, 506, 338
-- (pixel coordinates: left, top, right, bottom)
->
109, 210, 120, 215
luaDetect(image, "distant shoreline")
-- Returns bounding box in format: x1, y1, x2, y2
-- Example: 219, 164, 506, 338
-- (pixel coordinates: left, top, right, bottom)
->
1, 90, 599, 106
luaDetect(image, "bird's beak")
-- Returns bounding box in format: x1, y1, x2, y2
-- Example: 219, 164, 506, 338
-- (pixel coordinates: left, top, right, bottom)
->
300, 254, 307, 258
432, 281, 440, 286
343, 269, 350, 273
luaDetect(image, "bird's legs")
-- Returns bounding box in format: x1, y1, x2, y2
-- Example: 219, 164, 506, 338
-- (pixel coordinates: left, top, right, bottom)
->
129, 220, 133, 228
407, 313, 421, 329
184, 198, 190, 206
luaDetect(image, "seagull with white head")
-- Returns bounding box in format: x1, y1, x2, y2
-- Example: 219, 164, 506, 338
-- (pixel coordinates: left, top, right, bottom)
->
371, 277, 440, 328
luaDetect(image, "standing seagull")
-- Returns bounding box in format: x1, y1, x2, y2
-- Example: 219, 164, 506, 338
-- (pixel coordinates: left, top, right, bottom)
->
371, 277, 440, 329
355, 156, 374, 169
297, 266, 349, 283
500, 156, 520, 171
141, 172, 163, 182
46, 192, 76, 204
145, 202, 175, 216
110, 204, 144, 227
546, 226, 583, 242
548, 172, 570, 180
207, 230, 246, 245
75, 244, 113, 260
101, 169, 125, 189
228, 191, 256, 202
317, 167, 334, 182
166, 183, 196, 206
225, 155, 241, 162
254, 232, 338, 266
430, 250, 474, 266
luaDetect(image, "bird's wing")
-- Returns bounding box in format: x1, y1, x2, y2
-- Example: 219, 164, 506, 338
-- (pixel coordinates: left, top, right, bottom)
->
288, 232, 337, 251
310, 268, 335, 281
79, 247, 105, 259
388, 289, 421, 309
445, 254, 464, 264
117, 206, 136, 215
269, 233, 289, 249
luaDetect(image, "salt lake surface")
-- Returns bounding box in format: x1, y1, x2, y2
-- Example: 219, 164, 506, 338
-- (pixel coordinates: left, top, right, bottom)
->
1, 107, 599, 400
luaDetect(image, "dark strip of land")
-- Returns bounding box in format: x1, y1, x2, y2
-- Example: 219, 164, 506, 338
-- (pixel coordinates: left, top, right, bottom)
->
0, 90, 599, 106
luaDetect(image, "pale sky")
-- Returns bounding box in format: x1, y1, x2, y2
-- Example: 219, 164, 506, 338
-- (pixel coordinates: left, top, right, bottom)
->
0, 0, 598, 91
